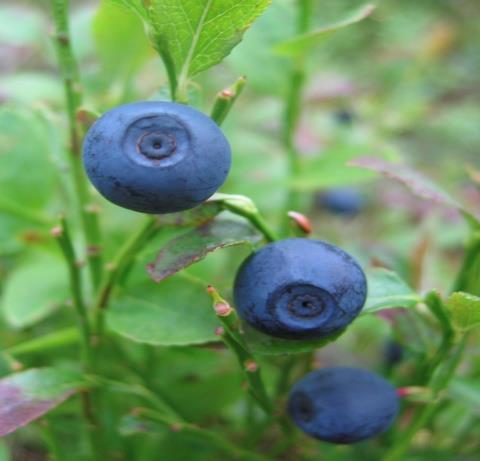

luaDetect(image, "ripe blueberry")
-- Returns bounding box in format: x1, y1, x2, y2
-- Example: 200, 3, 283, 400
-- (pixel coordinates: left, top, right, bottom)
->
233, 238, 367, 340
82, 101, 231, 214
317, 187, 365, 216
288, 367, 399, 444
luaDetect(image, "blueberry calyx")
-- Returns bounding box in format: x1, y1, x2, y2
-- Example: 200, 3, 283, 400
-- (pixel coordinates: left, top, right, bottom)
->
137, 131, 176, 159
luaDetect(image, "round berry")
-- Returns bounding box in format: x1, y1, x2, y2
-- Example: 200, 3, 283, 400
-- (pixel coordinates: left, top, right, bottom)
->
288, 367, 399, 444
82, 101, 231, 214
317, 187, 365, 216
233, 238, 367, 340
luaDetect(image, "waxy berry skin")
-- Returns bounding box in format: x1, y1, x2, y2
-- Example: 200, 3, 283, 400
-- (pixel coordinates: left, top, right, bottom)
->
83, 101, 231, 214
288, 367, 399, 444
233, 238, 367, 340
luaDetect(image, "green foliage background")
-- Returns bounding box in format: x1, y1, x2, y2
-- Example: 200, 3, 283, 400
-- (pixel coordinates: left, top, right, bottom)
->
1, 0, 480, 460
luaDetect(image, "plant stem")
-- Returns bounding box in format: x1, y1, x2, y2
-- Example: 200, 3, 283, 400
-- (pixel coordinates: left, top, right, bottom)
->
41, 417, 63, 461
280, 0, 313, 235
94, 215, 158, 338
52, 217, 93, 370
452, 230, 480, 294
210, 76, 247, 126
140, 408, 271, 461
50, 0, 103, 292
51, 218, 102, 461
384, 335, 467, 461
422, 291, 454, 383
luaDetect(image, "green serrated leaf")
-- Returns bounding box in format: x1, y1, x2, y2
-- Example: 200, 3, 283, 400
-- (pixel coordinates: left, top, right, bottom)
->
362, 268, 420, 314
143, 0, 271, 93
148, 218, 260, 283
274, 3, 375, 57
107, 277, 219, 346
446, 292, 480, 332
1, 252, 69, 328
0, 368, 83, 437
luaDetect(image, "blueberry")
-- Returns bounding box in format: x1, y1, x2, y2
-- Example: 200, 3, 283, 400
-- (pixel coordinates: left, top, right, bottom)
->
233, 238, 367, 340
383, 340, 404, 368
82, 101, 231, 214
288, 367, 399, 444
317, 187, 365, 216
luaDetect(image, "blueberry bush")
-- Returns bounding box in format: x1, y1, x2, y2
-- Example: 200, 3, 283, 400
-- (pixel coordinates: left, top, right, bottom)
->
1, 1, 480, 460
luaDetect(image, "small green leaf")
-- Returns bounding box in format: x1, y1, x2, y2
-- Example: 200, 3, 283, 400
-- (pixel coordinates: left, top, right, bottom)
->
129, 0, 271, 94
0, 368, 84, 437
148, 219, 260, 283
245, 325, 344, 356
1, 252, 69, 328
274, 4, 375, 57
155, 201, 223, 228
349, 156, 480, 224
362, 268, 420, 314
107, 277, 219, 346
446, 292, 480, 332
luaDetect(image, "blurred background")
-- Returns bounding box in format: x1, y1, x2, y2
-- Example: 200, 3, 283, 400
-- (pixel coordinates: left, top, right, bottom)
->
1, 0, 480, 460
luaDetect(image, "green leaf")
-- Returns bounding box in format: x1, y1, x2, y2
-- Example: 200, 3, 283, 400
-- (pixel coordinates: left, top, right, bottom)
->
274, 3, 375, 57
449, 377, 480, 408
362, 268, 420, 314
5, 328, 80, 357
93, 0, 153, 84
1, 252, 69, 328
138, 0, 271, 90
446, 292, 480, 332
0, 368, 83, 437
0, 107, 57, 213
0, 441, 9, 461
245, 325, 344, 356
107, 277, 219, 346
155, 201, 223, 228
148, 219, 260, 283
290, 145, 396, 191
349, 156, 480, 224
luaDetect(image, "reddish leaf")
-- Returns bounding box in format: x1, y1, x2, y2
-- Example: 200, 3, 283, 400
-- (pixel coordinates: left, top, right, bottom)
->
349, 157, 479, 223
148, 219, 260, 283
0, 368, 83, 437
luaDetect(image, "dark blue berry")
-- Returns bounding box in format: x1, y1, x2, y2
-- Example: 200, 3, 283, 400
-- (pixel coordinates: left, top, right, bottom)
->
82, 101, 231, 214
317, 187, 365, 216
288, 367, 399, 444
383, 340, 404, 367
233, 238, 367, 340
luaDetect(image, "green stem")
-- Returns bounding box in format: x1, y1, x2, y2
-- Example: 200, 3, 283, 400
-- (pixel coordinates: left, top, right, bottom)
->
94, 215, 158, 338
422, 291, 454, 383
452, 231, 480, 294
210, 76, 247, 126
280, 0, 313, 235
41, 417, 63, 461
51, 217, 102, 461
384, 336, 467, 461
52, 217, 93, 370
207, 287, 292, 437
140, 408, 270, 461
50, 0, 103, 292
